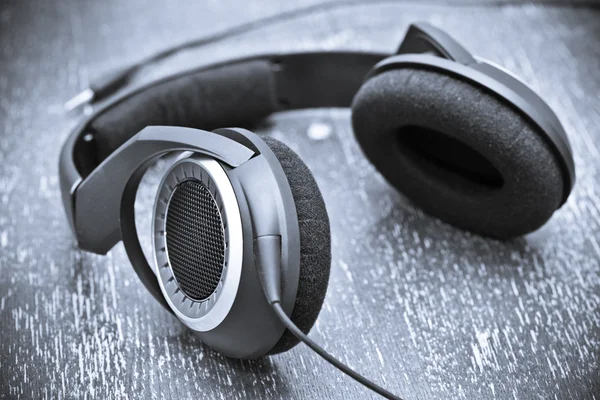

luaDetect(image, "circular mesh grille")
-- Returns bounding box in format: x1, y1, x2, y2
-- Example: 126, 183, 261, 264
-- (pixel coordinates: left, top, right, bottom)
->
165, 179, 225, 301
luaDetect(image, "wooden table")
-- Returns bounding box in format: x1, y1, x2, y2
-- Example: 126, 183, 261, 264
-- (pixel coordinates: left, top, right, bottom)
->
1, 1, 599, 399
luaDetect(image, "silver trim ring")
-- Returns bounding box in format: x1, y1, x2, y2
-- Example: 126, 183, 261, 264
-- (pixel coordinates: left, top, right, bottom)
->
152, 155, 243, 332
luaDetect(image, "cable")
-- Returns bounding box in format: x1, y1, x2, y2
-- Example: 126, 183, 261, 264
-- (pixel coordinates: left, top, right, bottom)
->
253, 238, 401, 399
271, 301, 403, 400
130, 0, 600, 70
64, 0, 600, 111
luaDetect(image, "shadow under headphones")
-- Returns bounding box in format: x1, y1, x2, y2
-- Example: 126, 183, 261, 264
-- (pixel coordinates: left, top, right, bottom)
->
59, 22, 575, 399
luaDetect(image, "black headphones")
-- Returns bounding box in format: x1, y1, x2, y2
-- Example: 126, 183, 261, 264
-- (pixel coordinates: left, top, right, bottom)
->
59, 23, 575, 399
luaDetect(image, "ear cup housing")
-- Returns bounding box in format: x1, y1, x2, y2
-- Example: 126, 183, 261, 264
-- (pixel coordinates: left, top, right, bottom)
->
352, 67, 565, 239
261, 137, 331, 354
164, 130, 331, 359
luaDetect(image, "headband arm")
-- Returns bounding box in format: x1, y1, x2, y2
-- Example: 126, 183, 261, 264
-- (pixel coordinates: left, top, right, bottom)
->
73, 126, 255, 254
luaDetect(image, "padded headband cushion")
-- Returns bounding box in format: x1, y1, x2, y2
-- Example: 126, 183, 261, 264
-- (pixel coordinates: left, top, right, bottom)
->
261, 137, 331, 355
352, 67, 564, 239
88, 60, 278, 164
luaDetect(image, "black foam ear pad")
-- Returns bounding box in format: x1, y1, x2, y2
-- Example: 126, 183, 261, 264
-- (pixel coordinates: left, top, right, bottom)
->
352, 67, 565, 239
89, 60, 278, 163
260, 137, 331, 355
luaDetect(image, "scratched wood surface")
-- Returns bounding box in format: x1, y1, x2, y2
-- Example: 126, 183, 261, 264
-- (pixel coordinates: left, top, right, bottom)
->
1, 1, 599, 399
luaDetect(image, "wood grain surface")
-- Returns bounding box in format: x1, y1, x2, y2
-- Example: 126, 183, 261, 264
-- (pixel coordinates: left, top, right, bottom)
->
1, 1, 599, 399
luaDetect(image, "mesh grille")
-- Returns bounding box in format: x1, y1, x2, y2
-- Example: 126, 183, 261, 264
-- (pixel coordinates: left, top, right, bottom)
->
165, 179, 225, 300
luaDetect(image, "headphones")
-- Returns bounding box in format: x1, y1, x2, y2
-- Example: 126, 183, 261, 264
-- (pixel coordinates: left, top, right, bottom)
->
59, 22, 575, 399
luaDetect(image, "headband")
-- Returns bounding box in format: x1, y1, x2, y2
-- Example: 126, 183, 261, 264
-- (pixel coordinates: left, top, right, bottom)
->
59, 51, 387, 251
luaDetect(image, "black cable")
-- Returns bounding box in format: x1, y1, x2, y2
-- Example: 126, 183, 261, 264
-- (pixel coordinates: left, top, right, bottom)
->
64, 0, 600, 111
254, 234, 400, 398
271, 301, 403, 400
137, 0, 600, 68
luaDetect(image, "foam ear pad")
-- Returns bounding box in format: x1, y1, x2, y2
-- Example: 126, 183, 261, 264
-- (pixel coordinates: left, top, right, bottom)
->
352, 67, 565, 239
260, 137, 331, 355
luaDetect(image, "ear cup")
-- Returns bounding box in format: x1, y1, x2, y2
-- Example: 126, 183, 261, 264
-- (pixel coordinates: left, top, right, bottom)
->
351, 68, 565, 239
261, 137, 331, 354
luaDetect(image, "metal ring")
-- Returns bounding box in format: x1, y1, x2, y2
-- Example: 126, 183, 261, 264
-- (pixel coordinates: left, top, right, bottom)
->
152, 154, 243, 332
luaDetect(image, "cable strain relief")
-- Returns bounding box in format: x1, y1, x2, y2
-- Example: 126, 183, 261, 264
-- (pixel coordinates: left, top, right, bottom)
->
254, 235, 282, 304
